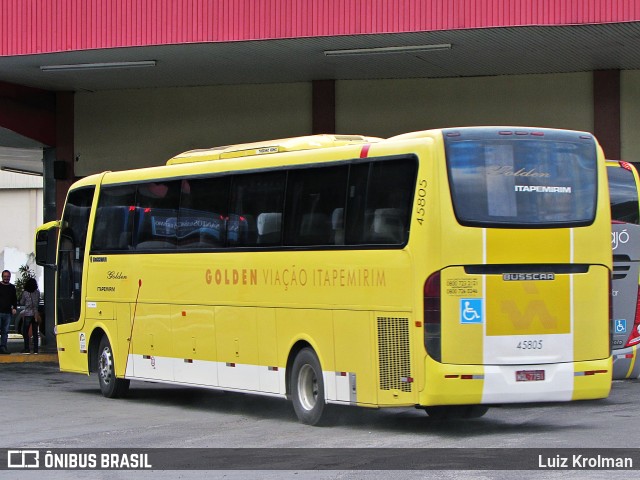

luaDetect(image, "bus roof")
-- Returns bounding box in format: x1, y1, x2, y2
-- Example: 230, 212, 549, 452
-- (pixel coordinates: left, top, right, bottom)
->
167, 134, 382, 165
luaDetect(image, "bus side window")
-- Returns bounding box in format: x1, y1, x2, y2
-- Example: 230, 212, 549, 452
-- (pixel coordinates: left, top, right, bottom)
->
92, 206, 132, 250
177, 176, 230, 250
134, 181, 181, 250
228, 171, 285, 247
284, 165, 348, 246
91, 185, 136, 252
345, 157, 416, 245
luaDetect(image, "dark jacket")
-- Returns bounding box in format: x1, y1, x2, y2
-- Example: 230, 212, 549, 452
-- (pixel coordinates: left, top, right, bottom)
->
0, 282, 17, 314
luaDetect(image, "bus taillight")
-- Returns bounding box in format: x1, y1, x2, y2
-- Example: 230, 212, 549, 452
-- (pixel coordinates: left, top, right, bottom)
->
620, 161, 634, 171
424, 271, 442, 362
624, 286, 640, 348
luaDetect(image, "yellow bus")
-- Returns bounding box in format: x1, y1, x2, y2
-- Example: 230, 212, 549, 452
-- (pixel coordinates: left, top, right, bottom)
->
36, 128, 612, 425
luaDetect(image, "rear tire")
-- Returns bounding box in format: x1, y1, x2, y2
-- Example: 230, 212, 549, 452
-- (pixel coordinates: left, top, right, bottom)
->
97, 336, 130, 398
291, 348, 327, 426
424, 405, 489, 420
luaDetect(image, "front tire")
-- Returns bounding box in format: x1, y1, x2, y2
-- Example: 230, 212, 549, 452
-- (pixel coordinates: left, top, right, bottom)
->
291, 348, 327, 426
97, 336, 130, 398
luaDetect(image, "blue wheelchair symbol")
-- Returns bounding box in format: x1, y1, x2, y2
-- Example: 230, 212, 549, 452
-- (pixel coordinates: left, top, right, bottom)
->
460, 298, 483, 324
615, 319, 627, 334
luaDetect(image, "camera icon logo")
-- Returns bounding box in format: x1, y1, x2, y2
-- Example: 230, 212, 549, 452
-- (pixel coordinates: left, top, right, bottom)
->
7, 450, 39, 468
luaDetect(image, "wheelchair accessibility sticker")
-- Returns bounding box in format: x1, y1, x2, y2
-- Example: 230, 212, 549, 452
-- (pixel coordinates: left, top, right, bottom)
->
615, 319, 627, 334
460, 298, 483, 324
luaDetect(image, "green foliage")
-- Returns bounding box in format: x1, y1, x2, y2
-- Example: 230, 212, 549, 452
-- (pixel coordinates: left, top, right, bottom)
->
15, 263, 35, 300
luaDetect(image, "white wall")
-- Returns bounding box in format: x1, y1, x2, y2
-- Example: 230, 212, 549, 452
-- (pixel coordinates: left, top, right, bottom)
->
74, 71, 640, 174
0, 171, 43, 286
75, 83, 312, 176
621, 70, 640, 162
336, 72, 593, 136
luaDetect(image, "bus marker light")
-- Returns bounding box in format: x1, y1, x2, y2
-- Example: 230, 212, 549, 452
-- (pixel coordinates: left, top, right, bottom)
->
415, 321, 422, 327
460, 375, 473, 380
445, 375, 458, 379
620, 161, 634, 172
268, 366, 278, 371
226, 362, 236, 367
184, 359, 193, 363
182, 311, 186, 316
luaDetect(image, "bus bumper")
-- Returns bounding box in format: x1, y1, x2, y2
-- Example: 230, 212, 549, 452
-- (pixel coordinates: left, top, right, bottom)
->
419, 355, 612, 406
612, 345, 640, 379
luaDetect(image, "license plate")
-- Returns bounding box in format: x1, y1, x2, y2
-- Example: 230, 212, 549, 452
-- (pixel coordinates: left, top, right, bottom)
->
515, 370, 545, 382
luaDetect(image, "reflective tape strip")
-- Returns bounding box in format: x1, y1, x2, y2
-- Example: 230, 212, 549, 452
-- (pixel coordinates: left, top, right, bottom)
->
444, 374, 484, 380
625, 344, 637, 378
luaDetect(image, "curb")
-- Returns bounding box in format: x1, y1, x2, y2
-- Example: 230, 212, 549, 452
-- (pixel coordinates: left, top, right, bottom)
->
0, 353, 58, 364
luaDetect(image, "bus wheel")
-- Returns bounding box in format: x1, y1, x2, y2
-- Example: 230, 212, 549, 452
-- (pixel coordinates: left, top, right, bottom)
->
291, 348, 327, 426
424, 405, 489, 420
97, 336, 130, 398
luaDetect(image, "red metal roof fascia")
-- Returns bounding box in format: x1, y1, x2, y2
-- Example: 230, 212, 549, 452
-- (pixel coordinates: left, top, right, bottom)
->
2, 0, 640, 56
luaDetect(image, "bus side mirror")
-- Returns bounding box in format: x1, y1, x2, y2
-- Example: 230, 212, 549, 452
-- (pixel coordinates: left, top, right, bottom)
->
35, 225, 59, 269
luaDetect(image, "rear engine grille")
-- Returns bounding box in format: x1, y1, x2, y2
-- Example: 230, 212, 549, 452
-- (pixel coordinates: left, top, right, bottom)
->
377, 316, 412, 392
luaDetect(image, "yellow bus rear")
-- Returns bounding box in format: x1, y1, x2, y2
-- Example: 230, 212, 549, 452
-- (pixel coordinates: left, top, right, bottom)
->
398, 127, 612, 411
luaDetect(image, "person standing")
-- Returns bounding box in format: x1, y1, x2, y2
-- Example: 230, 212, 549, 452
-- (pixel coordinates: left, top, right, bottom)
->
0, 270, 17, 354
20, 278, 40, 354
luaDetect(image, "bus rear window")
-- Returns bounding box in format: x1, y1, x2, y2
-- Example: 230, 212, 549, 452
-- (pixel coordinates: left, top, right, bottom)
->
445, 130, 597, 227
608, 164, 640, 224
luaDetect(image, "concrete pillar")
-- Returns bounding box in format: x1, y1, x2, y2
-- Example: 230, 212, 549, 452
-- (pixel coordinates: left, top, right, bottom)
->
312, 80, 336, 134
593, 70, 621, 160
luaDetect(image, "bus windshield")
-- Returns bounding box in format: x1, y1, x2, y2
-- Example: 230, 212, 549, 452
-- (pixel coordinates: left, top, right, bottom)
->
608, 163, 640, 224
445, 129, 597, 227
